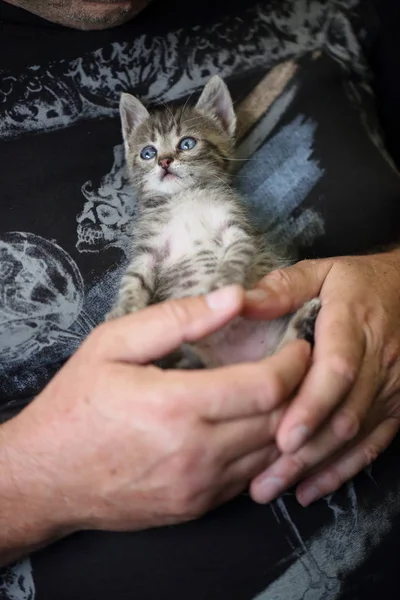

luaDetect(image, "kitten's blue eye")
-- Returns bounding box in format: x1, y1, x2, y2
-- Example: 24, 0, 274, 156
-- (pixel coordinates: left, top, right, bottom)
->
140, 145, 157, 160
178, 137, 197, 151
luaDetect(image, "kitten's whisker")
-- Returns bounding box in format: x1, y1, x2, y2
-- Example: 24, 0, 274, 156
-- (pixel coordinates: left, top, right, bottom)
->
188, 163, 229, 184
179, 91, 196, 121
223, 157, 259, 162
180, 116, 204, 125
157, 99, 177, 123
188, 165, 228, 181
209, 173, 231, 186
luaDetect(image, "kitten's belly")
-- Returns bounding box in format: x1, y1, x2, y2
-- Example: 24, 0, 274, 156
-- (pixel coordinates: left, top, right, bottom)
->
196, 316, 290, 366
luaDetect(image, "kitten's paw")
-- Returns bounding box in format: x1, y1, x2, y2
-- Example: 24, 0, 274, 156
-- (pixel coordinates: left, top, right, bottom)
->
275, 298, 321, 351
209, 276, 241, 292
104, 302, 143, 321
208, 280, 225, 292
104, 306, 127, 321
290, 298, 321, 344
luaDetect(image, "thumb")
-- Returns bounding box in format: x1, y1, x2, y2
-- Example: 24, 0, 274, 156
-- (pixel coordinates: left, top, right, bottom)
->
94, 285, 244, 363
243, 259, 333, 319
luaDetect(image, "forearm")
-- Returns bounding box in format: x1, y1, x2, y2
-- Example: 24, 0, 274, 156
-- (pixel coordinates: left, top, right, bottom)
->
0, 415, 71, 567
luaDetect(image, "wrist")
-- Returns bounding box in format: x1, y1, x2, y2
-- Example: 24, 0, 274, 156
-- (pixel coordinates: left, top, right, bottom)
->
0, 409, 77, 565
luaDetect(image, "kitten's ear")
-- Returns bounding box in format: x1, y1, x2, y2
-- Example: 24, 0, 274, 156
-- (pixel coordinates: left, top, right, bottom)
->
119, 92, 150, 152
195, 76, 236, 137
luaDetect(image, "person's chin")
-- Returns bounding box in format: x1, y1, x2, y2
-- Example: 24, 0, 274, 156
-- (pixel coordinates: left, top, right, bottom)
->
5, 0, 150, 30
71, 1, 143, 30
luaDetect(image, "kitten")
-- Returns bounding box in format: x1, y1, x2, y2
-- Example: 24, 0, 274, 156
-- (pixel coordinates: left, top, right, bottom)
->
106, 76, 320, 368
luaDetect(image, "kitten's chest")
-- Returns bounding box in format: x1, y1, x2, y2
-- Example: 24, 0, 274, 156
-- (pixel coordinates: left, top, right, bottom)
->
159, 194, 229, 262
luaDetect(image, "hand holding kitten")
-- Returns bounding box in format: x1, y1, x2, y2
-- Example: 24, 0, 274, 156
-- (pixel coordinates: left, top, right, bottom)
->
245, 250, 400, 506
0, 286, 310, 565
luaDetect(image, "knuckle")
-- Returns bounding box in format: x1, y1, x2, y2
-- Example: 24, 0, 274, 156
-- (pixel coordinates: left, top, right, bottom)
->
265, 372, 285, 407
161, 298, 195, 329
167, 440, 218, 519
325, 354, 357, 384
84, 322, 121, 363
157, 391, 186, 423
268, 407, 287, 437
172, 444, 210, 484
173, 487, 209, 520
267, 268, 293, 292
172, 447, 202, 477
170, 461, 211, 518
287, 453, 307, 475
86, 323, 109, 352
159, 374, 202, 421
362, 311, 386, 352
79, 360, 113, 404
382, 339, 400, 371
249, 367, 285, 411
333, 409, 361, 441
316, 468, 344, 495
94, 360, 112, 382
361, 443, 381, 468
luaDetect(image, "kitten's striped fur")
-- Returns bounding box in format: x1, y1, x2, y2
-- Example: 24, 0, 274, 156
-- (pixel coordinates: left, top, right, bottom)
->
107, 76, 320, 367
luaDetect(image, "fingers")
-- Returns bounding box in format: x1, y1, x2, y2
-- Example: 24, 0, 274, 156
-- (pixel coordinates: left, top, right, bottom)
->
249, 363, 382, 504
183, 340, 311, 421
218, 445, 281, 505
243, 259, 333, 320
215, 408, 285, 463
330, 354, 381, 442
296, 418, 399, 506
250, 421, 349, 504
94, 285, 244, 363
250, 425, 336, 504
276, 303, 365, 453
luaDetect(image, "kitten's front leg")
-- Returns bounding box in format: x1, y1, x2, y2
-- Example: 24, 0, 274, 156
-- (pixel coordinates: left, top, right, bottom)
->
211, 226, 255, 290
106, 253, 155, 320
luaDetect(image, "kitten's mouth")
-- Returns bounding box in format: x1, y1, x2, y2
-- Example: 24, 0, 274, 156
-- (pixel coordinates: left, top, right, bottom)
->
160, 170, 180, 182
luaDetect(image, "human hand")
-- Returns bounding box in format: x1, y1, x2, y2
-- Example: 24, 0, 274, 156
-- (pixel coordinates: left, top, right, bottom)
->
244, 250, 400, 506
1, 285, 310, 558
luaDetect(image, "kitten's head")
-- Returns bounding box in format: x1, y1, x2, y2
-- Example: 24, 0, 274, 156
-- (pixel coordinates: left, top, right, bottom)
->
120, 76, 236, 197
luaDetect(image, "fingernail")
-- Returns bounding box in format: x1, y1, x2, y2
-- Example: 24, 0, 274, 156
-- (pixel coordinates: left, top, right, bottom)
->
283, 424, 310, 454
244, 289, 269, 304
205, 285, 240, 311
253, 476, 285, 504
298, 485, 320, 507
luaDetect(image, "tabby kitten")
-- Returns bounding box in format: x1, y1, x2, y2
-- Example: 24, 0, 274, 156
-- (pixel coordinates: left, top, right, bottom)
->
106, 76, 320, 367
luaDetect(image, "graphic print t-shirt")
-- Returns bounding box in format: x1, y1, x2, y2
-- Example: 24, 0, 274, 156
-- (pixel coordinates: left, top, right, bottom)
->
2, 2, 400, 600
0, 0, 285, 409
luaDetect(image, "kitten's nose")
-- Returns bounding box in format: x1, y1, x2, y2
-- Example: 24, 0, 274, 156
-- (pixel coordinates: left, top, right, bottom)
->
159, 157, 173, 170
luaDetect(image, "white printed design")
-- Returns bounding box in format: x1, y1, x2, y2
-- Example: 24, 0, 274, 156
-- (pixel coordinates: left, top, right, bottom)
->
237, 114, 325, 250
76, 144, 136, 254
0, 560, 35, 600
253, 473, 400, 599
0, 0, 364, 140
0, 232, 92, 379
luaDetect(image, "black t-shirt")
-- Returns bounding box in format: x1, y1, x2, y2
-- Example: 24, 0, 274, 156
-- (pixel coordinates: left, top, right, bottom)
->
2, 1, 400, 599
